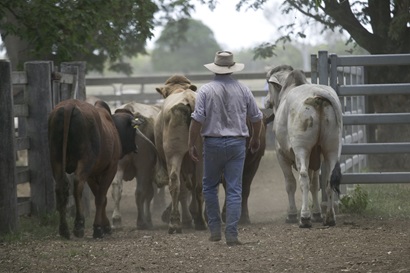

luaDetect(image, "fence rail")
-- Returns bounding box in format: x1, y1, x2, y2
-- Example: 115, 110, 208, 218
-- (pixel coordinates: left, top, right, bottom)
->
85, 72, 311, 106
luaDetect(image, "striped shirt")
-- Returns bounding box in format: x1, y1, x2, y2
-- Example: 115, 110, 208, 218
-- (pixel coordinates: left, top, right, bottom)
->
191, 74, 263, 137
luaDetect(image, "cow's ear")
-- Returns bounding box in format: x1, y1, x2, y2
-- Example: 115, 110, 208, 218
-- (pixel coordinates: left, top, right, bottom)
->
272, 82, 282, 91
115, 108, 133, 116
189, 84, 197, 91
131, 117, 144, 128
264, 112, 275, 125
156, 87, 166, 98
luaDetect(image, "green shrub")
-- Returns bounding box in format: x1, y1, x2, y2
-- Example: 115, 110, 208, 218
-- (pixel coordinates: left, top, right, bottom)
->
339, 185, 369, 214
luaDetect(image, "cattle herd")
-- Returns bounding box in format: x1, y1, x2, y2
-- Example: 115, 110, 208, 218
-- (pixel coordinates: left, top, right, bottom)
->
48, 67, 343, 239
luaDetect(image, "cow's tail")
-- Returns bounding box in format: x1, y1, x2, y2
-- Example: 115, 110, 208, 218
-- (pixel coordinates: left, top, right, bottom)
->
330, 161, 342, 196
135, 127, 160, 157
171, 103, 193, 128
61, 104, 75, 176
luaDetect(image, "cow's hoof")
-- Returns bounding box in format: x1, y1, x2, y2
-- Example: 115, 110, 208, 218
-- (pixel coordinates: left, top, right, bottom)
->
137, 222, 153, 230
161, 207, 171, 224
73, 228, 84, 238
182, 220, 193, 229
194, 222, 207, 231
168, 227, 176, 234
285, 214, 298, 223
312, 213, 323, 223
168, 226, 182, 234
93, 226, 104, 239
59, 224, 70, 240
239, 217, 251, 225
103, 225, 112, 235
73, 219, 85, 238
324, 212, 336, 226
299, 217, 312, 228
324, 218, 336, 227
112, 216, 122, 229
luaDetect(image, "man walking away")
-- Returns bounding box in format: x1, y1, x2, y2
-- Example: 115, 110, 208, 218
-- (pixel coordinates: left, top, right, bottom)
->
188, 51, 263, 246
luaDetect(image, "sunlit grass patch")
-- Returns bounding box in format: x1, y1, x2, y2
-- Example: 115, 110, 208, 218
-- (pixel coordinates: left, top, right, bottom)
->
363, 183, 410, 219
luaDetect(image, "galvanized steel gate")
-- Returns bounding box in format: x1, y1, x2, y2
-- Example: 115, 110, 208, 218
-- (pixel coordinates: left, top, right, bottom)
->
311, 51, 410, 189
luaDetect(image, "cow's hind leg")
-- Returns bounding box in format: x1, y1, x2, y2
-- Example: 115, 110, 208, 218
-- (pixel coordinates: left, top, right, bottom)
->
136, 175, 154, 230
239, 163, 259, 225
72, 176, 86, 238
152, 185, 166, 213
190, 182, 206, 230
168, 169, 182, 234
111, 169, 124, 229
180, 182, 193, 229
322, 160, 337, 226
88, 177, 112, 238
297, 162, 312, 228
277, 151, 298, 223
292, 148, 313, 228
55, 173, 70, 239
310, 169, 323, 223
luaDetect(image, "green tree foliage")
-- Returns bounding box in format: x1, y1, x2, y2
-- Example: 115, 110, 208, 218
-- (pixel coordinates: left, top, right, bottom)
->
151, 18, 220, 73
246, 0, 410, 57
0, 0, 188, 74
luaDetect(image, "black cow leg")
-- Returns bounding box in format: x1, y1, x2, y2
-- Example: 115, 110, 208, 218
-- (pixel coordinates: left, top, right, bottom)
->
286, 213, 298, 223
73, 217, 85, 238
103, 225, 112, 235
312, 212, 323, 223
299, 217, 312, 228
93, 225, 104, 239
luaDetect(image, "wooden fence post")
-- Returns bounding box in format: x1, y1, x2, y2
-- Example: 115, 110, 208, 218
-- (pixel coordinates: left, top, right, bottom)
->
60, 61, 86, 101
25, 61, 55, 214
60, 61, 91, 217
0, 60, 19, 234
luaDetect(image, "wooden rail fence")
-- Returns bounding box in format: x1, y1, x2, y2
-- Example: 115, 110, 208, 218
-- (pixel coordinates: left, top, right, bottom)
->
0, 60, 86, 234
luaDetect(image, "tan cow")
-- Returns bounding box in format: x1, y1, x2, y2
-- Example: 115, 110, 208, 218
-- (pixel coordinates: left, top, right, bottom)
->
154, 75, 206, 234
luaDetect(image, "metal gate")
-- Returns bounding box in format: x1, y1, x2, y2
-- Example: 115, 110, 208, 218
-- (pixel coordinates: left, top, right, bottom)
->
311, 51, 410, 187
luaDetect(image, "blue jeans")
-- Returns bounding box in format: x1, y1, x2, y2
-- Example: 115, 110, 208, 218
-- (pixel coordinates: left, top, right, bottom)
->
202, 137, 246, 240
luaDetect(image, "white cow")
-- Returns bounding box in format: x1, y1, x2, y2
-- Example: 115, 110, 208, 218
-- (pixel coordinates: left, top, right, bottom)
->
265, 65, 343, 228
111, 102, 164, 230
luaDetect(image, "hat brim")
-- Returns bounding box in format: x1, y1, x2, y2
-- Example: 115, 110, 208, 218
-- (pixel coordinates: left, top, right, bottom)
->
204, 63, 244, 74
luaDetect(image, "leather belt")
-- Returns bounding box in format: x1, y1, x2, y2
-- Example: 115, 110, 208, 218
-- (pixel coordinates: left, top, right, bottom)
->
204, 136, 245, 139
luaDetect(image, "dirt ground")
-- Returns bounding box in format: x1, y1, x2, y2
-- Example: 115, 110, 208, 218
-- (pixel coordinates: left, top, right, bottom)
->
2, 150, 410, 273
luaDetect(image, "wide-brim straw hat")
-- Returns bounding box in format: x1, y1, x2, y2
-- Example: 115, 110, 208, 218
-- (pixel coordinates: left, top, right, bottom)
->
204, 51, 245, 74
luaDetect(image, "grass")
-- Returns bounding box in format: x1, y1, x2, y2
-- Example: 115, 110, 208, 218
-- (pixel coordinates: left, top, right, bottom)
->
362, 183, 410, 219
0, 211, 93, 243
340, 183, 410, 219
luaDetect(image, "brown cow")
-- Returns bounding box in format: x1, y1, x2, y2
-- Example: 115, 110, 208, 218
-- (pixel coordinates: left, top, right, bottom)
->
155, 75, 207, 234
221, 113, 275, 224
48, 99, 140, 239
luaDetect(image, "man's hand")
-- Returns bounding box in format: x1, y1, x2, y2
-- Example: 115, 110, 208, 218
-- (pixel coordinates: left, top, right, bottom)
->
189, 145, 199, 162
248, 137, 260, 154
